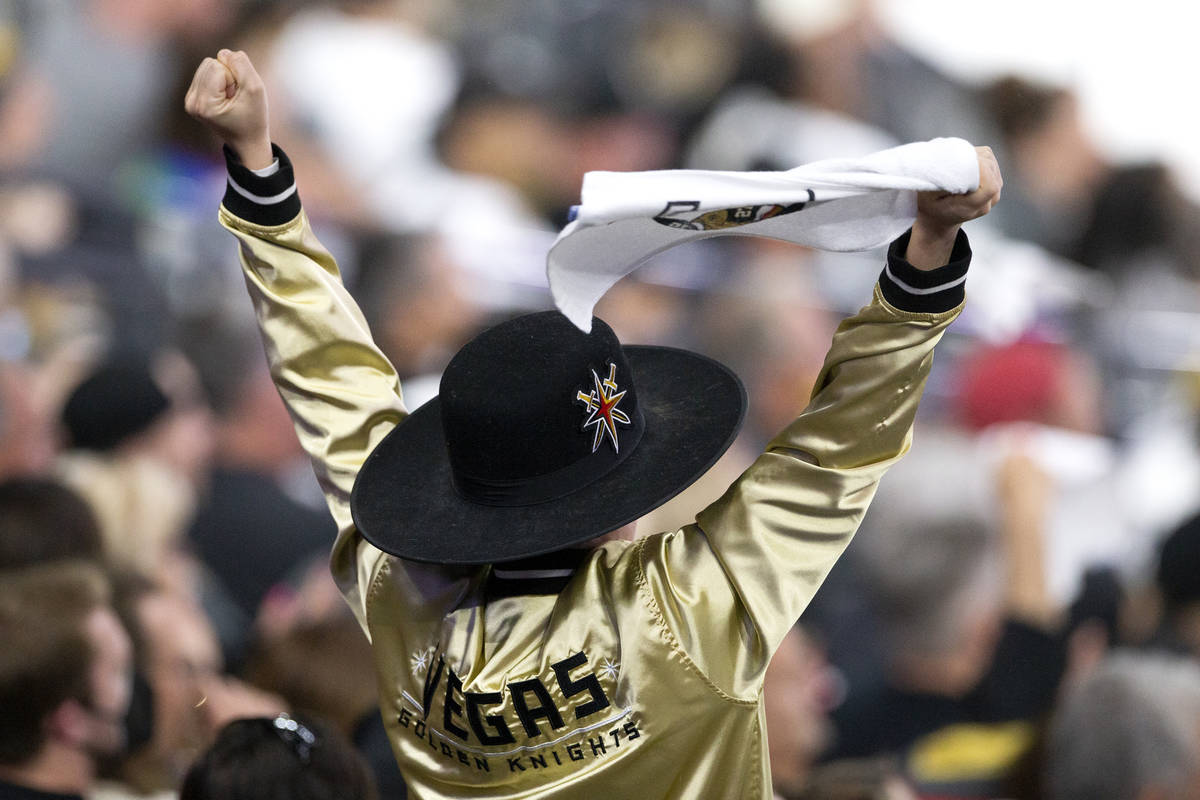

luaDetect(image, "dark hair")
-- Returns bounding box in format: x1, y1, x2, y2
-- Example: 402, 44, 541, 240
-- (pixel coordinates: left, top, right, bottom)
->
0, 562, 110, 764
1157, 511, 1200, 612
0, 477, 105, 569
180, 715, 378, 800
176, 314, 262, 419
980, 75, 1070, 144
243, 616, 378, 736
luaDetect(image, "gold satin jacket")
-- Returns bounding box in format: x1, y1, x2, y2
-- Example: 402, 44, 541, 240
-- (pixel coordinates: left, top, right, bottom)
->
218, 147, 969, 800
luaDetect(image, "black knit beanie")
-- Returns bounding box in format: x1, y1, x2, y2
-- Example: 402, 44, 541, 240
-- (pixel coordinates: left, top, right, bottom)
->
62, 361, 170, 452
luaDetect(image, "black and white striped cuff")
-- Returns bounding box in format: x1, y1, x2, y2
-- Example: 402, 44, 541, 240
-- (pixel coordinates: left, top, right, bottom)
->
879, 228, 972, 314
222, 143, 301, 226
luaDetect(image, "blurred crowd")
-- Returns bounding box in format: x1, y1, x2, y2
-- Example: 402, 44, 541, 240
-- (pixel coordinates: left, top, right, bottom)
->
3, 0, 1200, 798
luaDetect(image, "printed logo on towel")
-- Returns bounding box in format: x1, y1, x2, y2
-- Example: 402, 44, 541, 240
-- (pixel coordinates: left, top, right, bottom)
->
397, 649, 642, 775
652, 192, 815, 231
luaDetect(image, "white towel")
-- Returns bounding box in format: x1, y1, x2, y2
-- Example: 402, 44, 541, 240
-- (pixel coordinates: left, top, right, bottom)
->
547, 137, 979, 331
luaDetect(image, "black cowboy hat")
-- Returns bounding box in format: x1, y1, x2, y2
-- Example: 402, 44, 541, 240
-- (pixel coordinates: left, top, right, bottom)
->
350, 311, 746, 565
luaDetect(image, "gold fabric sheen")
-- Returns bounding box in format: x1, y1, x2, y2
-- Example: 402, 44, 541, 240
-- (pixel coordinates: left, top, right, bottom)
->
220, 207, 961, 799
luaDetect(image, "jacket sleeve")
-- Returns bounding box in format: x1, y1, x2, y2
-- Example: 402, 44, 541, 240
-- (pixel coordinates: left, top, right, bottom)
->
638, 229, 971, 699
215, 144, 403, 629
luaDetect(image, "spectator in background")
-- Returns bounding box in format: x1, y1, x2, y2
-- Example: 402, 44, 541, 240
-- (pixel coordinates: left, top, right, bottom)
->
180, 715, 377, 800
956, 339, 1103, 437
691, 239, 839, 448
352, 232, 486, 390
983, 74, 1200, 283
0, 483, 158, 796
980, 76, 1107, 260
1075, 161, 1200, 283
243, 615, 406, 798
438, 85, 676, 229
832, 516, 1007, 758
185, 325, 333, 625
951, 337, 1165, 623
0, 359, 55, 479
753, 0, 989, 146
243, 616, 378, 745
259, 0, 462, 231
0, 0, 235, 203
0, 476, 104, 569
57, 353, 214, 580
1044, 653, 1200, 800
0, 562, 133, 800
1153, 511, 1200, 658
685, 6, 900, 174
96, 573, 284, 799
830, 507, 1065, 796
0, 0, 227, 354
94, 573, 284, 796
763, 625, 837, 799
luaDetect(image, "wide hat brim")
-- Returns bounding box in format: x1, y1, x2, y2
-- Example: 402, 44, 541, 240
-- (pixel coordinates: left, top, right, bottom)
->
350, 345, 746, 565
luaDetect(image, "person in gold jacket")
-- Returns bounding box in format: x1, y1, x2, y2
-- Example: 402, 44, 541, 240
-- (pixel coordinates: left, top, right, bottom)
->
185, 49, 1001, 800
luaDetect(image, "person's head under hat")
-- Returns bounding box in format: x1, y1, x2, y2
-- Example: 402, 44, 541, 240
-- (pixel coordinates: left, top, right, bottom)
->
56, 354, 217, 575
351, 311, 746, 565
60, 352, 215, 486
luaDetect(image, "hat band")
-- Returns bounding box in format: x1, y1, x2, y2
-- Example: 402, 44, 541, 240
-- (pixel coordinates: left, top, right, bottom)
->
451, 409, 645, 508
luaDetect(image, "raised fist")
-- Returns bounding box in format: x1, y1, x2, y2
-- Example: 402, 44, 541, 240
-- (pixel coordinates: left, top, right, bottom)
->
916, 146, 1003, 231
906, 145, 1003, 269
184, 49, 273, 169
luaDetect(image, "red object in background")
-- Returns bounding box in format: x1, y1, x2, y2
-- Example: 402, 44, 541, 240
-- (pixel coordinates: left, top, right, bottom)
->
956, 340, 1068, 431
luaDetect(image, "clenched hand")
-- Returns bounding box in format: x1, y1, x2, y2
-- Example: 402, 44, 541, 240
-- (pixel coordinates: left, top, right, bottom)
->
184, 49, 273, 170
907, 145, 1003, 270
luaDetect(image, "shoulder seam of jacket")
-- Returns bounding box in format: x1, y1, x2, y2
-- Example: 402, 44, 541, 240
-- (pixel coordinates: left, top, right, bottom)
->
633, 534, 758, 706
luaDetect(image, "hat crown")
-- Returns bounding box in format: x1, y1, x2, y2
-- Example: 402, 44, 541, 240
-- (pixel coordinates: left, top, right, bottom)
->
438, 312, 643, 505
